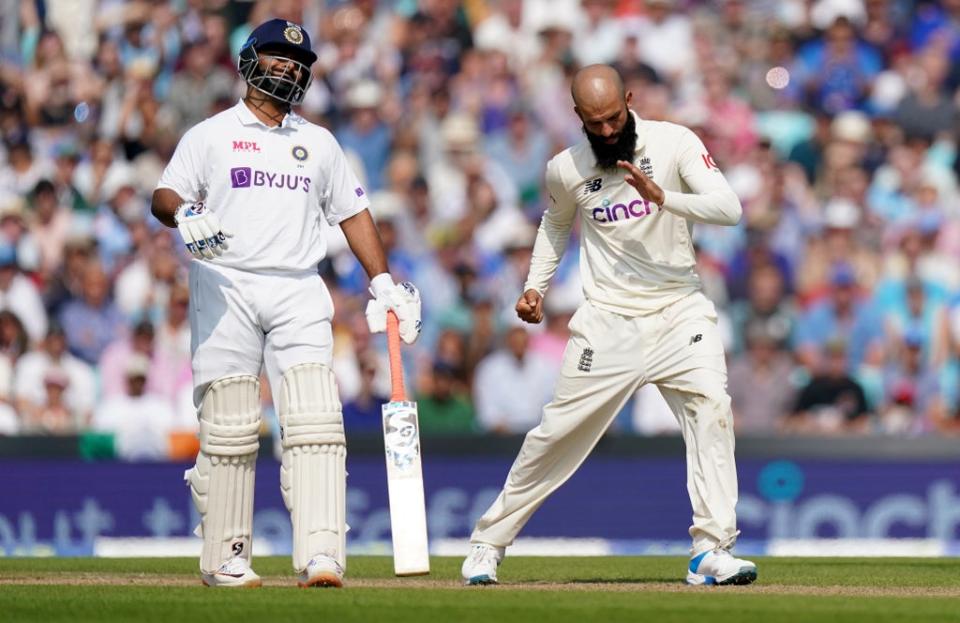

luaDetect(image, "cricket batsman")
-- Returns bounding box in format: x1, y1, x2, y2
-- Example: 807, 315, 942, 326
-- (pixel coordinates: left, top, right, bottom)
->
151, 19, 420, 588
461, 65, 757, 586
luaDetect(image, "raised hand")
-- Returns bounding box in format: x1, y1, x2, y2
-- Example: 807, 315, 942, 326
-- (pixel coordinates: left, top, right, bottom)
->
617, 159, 665, 205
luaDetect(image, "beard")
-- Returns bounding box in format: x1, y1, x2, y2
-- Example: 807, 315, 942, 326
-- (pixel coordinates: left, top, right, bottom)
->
584, 111, 637, 172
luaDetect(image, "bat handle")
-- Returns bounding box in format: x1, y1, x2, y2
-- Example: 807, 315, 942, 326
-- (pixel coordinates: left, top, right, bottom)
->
386, 311, 405, 402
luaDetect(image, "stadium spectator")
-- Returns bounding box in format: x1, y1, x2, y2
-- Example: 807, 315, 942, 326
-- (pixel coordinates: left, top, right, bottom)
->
878, 328, 957, 435
795, 263, 881, 372
0, 241, 46, 343
13, 323, 96, 426
91, 354, 174, 461
416, 361, 476, 435
20, 366, 80, 435
788, 339, 871, 433
728, 263, 796, 355
343, 350, 389, 434
728, 320, 798, 433
58, 262, 125, 365
338, 80, 392, 192
473, 323, 558, 434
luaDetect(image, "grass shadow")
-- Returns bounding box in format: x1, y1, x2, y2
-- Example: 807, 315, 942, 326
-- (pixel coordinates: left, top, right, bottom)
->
566, 577, 683, 585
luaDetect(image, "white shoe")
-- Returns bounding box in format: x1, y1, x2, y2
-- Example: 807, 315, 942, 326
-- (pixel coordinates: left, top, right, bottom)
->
686, 548, 757, 586
201, 556, 262, 588
461, 543, 504, 585
298, 555, 344, 588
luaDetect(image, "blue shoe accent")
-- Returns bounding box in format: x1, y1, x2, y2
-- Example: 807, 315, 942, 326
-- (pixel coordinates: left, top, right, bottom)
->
703, 576, 716, 585
468, 575, 496, 586
716, 567, 758, 586
688, 550, 709, 573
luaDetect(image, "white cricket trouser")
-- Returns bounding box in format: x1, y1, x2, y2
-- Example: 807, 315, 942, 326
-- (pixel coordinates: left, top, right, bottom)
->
471, 291, 738, 555
189, 261, 334, 406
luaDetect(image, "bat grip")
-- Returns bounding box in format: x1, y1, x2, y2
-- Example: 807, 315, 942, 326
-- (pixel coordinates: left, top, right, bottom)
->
387, 311, 406, 402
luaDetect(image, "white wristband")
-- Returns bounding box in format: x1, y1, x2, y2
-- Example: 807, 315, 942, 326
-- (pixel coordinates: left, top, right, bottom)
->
370, 273, 394, 299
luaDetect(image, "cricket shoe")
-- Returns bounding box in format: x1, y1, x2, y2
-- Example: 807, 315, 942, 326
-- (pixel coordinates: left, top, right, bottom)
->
461, 543, 504, 585
686, 548, 757, 586
298, 555, 344, 588
201, 556, 262, 588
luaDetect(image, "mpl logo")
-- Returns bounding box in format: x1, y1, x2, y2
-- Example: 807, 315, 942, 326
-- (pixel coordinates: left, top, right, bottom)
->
591, 198, 655, 223
230, 167, 312, 193
232, 140, 261, 153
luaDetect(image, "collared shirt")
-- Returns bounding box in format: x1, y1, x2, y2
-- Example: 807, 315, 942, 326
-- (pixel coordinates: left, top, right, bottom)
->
156, 99, 370, 273
525, 111, 742, 316
473, 349, 559, 433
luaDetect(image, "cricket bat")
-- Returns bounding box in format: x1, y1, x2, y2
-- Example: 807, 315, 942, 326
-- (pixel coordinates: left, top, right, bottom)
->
382, 311, 430, 576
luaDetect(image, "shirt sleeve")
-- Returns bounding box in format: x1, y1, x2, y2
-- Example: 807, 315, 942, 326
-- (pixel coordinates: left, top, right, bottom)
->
660, 128, 742, 226
523, 157, 578, 296
156, 125, 206, 202
321, 136, 371, 226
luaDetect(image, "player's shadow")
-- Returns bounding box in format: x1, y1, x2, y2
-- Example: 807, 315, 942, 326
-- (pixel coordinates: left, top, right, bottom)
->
567, 577, 683, 585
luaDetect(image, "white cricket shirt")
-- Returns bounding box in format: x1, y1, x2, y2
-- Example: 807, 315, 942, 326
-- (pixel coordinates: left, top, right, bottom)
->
525, 112, 742, 316
157, 99, 370, 272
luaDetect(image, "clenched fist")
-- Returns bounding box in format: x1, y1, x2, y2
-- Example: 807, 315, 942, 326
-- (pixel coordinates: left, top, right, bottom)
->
515, 289, 544, 324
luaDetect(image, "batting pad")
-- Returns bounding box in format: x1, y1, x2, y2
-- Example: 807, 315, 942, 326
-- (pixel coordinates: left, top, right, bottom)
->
185, 375, 261, 574
278, 363, 347, 571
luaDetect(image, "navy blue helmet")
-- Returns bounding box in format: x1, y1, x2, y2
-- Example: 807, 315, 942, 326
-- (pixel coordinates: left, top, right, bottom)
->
238, 19, 317, 105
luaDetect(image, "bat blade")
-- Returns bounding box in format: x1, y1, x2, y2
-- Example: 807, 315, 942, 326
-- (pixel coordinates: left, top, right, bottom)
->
382, 399, 430, 576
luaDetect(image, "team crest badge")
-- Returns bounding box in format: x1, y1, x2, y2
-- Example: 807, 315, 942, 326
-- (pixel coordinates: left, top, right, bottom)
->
292, 145, 309, 161
283, 25, 304, 45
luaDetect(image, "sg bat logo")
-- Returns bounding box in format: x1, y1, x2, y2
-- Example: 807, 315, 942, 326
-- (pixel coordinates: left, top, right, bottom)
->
383, 405, 421, 471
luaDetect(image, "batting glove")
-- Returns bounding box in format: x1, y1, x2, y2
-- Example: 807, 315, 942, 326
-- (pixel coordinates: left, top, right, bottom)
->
175, 201, 232, 260
366, 274, 422, 344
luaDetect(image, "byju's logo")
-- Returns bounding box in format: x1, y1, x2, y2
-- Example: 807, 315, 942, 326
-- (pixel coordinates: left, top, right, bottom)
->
229, 168, 312, 193
231, 167, 252, 188
591, 199, 654, 223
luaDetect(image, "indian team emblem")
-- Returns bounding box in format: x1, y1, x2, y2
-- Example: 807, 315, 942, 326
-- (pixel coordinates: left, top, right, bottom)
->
292, 145, 309, 161
283, 25, 304, 45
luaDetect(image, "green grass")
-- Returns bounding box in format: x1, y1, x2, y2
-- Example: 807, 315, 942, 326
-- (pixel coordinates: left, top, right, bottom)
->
1, 556, 958, 623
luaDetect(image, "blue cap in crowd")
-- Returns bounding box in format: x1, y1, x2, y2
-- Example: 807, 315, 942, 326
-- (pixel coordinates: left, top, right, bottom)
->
830, 263, 857, 287
243, 19, 317, 65
903, 326, 925, 349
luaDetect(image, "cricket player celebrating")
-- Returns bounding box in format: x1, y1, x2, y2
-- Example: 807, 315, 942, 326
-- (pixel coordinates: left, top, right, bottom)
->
151, 19, 420, 588
461, 65, 757, 587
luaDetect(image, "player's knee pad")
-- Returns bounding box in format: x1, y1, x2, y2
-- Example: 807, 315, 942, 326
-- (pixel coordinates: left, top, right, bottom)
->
278, 362, 345, 448
277, 363, 347, 572
185, 375, 261, 573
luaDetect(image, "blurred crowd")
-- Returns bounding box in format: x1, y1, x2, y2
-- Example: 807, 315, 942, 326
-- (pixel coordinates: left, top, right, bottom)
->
0, 0, 959, 459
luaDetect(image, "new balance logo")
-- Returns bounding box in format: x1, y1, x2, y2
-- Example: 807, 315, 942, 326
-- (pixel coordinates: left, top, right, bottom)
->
689, 334, 703, 345
578, 347, 594, 372
584, 178, 602, 194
